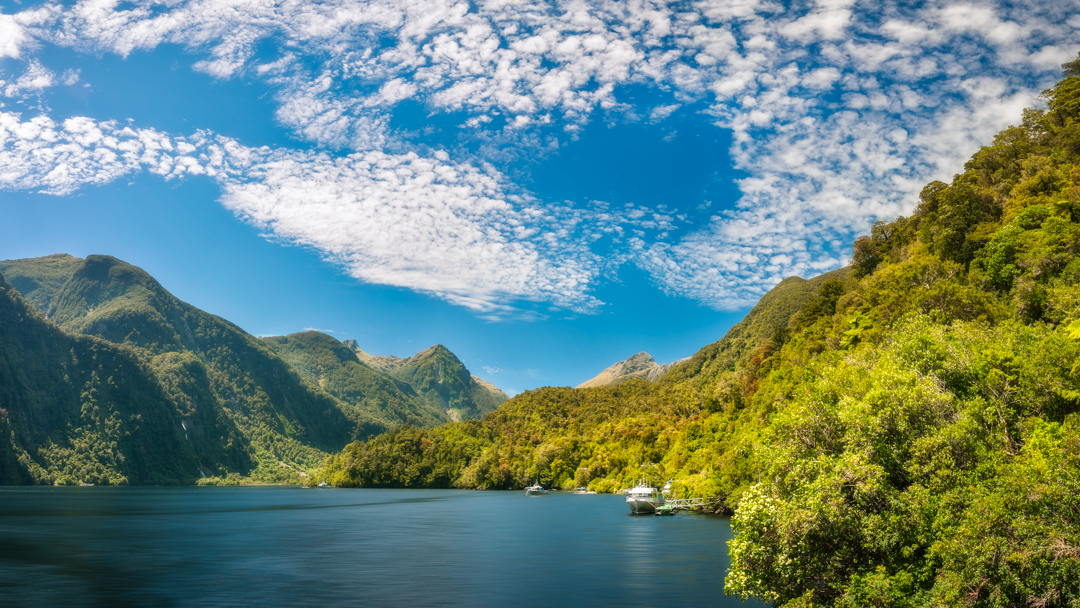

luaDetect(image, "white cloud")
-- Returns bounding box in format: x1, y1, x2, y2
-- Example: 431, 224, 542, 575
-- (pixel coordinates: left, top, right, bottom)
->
0, 14, 31, 60
3, 0, 1080, 311
1, 61, 55, 98
0, 111, 604, 315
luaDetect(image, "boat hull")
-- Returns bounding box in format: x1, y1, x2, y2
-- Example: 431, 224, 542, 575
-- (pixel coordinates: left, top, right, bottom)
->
626, 497, 660, 514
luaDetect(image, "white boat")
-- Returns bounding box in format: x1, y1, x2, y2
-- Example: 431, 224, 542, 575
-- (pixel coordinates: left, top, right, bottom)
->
524, 480, 546, 495
626, 478, 664, 514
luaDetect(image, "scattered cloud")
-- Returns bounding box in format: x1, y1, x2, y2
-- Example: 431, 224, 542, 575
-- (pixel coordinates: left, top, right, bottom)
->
0, 111, 605, 316
60, 68, 79, 86
0, 12, 33, 60
2, 0, 1080, 310
1, 61, 55, 98
482, 366, 502, 375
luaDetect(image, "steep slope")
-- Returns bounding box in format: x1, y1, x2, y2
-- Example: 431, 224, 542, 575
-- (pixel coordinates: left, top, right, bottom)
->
319, 264, 841, 491
261, 331, 449, 429
0, 253, 82, 318
0, 270, 246, 485
342, 341, 508, 421
659, 266, 854, 392
3, 254, 367, 480
576, 352, 688, 388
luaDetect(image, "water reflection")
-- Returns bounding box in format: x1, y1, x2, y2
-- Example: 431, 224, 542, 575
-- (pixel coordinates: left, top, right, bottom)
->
0, 487, 766, 608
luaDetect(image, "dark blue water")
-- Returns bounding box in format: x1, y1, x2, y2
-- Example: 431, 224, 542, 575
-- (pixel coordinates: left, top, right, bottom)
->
0, 487, 766, 607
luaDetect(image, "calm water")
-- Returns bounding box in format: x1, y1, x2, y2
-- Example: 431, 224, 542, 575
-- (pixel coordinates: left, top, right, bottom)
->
0, 487, 766, 607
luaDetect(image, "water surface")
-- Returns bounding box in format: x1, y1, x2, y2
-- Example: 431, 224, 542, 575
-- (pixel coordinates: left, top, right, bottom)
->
0, 487, 765, 607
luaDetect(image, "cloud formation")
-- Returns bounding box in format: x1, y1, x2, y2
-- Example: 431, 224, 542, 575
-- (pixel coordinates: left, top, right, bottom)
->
2, 0, 1079, 312
0, 110, 605, 315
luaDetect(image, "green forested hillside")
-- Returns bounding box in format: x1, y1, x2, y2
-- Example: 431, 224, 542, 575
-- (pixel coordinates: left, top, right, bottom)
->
0, 253, 510, 486
1, 255, 452, 484
41, 254, 356, 479
0, 272, 229, 485
720, 58, 1080, 606
261, 331, 449, 429
0, 253, 83, 317
346, 342, 507, 421
317, 266, 855, 499
317, 59, 1080, 606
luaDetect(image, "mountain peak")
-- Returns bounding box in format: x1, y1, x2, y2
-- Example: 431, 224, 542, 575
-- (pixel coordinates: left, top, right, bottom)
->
341, 341, 507, 420
577, 352, 685, 388
0, 253, 84, 316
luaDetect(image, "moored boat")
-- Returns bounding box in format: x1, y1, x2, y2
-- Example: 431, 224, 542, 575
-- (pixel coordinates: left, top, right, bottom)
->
524, 480, 546, 495
625, 478, 664, 514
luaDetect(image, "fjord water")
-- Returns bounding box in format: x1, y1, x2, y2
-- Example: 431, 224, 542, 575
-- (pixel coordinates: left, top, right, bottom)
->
0, 487, 764, 607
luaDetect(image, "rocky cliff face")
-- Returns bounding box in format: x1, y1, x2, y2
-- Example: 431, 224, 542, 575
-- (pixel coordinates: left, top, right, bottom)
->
576, 352, 687, 388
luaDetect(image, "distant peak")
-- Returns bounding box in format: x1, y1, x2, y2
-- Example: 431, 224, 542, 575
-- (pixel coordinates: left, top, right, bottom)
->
42, 253, 82, 262
83, 254, 125, 267
577, 351, 682, 388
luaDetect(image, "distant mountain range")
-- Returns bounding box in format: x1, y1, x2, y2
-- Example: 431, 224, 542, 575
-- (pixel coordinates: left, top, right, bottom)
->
0, 254, 506, 485
576, 352, 688, 388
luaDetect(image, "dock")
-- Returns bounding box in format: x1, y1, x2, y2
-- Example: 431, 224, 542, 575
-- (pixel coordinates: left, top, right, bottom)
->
656, 497, 721, 514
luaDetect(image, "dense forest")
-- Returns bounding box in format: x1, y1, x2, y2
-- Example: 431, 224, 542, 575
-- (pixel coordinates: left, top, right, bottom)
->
315, 59, 1080, 606
0, 256, 499, 486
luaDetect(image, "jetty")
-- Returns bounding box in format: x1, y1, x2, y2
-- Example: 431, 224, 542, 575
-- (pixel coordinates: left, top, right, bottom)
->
654, 497, 721, 515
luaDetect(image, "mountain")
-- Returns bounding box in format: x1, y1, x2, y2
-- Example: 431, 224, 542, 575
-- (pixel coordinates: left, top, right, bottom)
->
0, 254, 437, 484
342, 340, 508, 421
576, 352, 688, 388
318, 261, 831, 491
0, 270, 240, 485
260, 331, 449, 429
0, 253, 83, 318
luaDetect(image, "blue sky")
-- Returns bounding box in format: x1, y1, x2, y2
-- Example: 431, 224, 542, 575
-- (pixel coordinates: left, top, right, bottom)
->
1, 0, 1078, 393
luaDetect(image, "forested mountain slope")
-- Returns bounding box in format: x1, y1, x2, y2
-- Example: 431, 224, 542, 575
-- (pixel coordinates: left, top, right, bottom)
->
343, 341, 507, 421
0, 255, 464, 484
261, 331, 449, 429
0, 253, 83, 317
317, 264, 853, 497
0, 271, 239, 485
318, 59, 1080, 607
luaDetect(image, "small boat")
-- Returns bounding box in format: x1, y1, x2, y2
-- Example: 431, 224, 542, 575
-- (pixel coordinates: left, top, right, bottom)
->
317, 481, 331, 488
626, 476, 664, 514
654, 504, 677, 516
524, 480, 546, 496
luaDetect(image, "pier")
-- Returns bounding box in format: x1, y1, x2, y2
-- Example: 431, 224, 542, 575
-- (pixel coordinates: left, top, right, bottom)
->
656, 497, 721, 514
